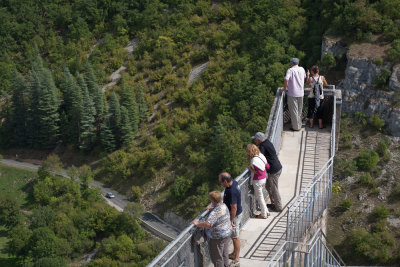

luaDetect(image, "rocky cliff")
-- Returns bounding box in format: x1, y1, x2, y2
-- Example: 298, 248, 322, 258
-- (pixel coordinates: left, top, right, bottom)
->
322, 36, 400, 136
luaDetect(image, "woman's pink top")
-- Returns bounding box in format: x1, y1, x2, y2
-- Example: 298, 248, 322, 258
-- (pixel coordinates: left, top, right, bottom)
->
253, 165, 266, 180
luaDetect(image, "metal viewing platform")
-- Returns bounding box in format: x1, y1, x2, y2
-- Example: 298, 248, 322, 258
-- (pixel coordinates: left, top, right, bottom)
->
148, 86, 345, 267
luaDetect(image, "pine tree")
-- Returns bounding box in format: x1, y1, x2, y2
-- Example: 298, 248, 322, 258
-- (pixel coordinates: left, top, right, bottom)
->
109, 92, 122, 146
26, 53, 59, 148
85, 62, 106, 132
37, 66, 60, 148
119, 78, 139, 133
26, 62, 41, 147
11, 70, 27, 147
120, 106, 134, 148
60, 68, 82, 144
77, 74, 96, 151
136, 83, 148, 123
100, 118, 116, 152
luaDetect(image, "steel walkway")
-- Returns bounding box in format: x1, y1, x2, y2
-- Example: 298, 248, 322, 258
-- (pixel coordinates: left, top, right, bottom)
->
239, 126, 332, 267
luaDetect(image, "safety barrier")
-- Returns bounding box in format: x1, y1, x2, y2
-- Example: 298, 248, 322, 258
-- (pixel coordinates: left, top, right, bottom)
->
148, 87, 342, 267
286, 89, 336, 244
267, 228, 344, 267
148, 89, 286, 267
268, 86, 344, 266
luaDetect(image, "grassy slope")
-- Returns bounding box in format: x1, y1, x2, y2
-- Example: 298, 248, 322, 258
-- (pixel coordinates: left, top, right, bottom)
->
327, 117, 400, 265
0, 164, 36, 266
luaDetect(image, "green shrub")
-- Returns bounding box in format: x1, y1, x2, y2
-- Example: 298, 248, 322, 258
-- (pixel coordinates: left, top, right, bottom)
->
131, 186, 141, 201
375, 57, 383, 66
376, 139, 389, 157
370, 206, 390, 222
369, 114, 385, 131
100, 151, 134, 182
340, 132, 353, 149
359, 172, 377, 188
371, 187, 381, 195
171, 176, 192, 201
389, 184, 400, 201
346, 228, 393, 265
354, 112, 369, 127
373, 68, 392, 90
338, 199, 353, 212
387, 39, 400, 63
334, 158, 357, 178
154, 123, 167, 138
356, 149, 379, 171
321, 53, 336, 68
372, 219, 387, 233
332, 181, 342, 194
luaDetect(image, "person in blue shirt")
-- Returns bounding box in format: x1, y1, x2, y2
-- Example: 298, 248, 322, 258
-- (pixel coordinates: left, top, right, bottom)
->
219, 172, 242, 267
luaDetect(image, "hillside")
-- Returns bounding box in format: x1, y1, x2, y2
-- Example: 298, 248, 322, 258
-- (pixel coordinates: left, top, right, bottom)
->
1, 1, 400, 265
328, 116, 400, 265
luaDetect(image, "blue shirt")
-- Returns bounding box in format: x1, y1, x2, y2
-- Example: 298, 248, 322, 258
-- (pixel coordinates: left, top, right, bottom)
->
223, 180, 242, 216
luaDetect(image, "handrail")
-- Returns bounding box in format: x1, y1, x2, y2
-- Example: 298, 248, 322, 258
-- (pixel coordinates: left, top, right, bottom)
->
267, 228, 343, 267
269, 90, 285, 144
147, 209, 208, 267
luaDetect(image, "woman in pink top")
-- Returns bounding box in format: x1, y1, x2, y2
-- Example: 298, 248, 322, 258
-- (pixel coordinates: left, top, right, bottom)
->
246, 144, 270, 219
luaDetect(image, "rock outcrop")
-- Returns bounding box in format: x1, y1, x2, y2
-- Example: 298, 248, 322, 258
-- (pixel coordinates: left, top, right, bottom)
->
323, 36, 400, 136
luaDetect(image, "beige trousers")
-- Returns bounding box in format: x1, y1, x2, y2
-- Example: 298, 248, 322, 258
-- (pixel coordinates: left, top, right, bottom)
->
287, 96, 303, 130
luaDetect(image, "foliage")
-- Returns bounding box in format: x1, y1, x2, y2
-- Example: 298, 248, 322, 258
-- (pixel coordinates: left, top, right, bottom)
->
376, 139, 390, 157
334, 158, 357, 178
387, 39, 400, 62
99, 150, 134, 184
370, 206, 390, 222
171, 176, 192, 201
338, 199, 353, 212
373, 68, 392, 90
2, 164, 158, 266
131, 186, 141, 202
321, 53, 336, 68
389, 184, 400, 201
340, 132, 353, 149
359, 172, 378, 188
356, 149, 379, 171
38, 154, 63, 180
375, 57, 383, 66
369, 114, 385, 131
344, 228, 394, 265
332, 181, 342, 194
354, 112, 369, 127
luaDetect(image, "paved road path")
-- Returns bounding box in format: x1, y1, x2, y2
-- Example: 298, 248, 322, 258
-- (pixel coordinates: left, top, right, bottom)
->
0, 158, 180, 241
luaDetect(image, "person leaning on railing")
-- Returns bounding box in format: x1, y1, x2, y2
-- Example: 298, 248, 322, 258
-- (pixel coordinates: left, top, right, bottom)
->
193, 191, 232, 267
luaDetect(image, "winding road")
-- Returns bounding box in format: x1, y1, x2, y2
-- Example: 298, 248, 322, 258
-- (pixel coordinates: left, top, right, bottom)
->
0, 158, 180, 242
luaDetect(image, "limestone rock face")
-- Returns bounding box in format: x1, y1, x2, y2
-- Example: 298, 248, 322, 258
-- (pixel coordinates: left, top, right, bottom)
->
389, 64, 400, 91
321, 36, 347, 58
322, 36, 400, 136
340, 58, 400, 136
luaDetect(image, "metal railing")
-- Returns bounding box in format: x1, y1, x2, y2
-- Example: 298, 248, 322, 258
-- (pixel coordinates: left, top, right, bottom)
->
267, 228, 343, 267
268, 87, 343, 266
149, 87, 342, 267
148, 89, 286, 267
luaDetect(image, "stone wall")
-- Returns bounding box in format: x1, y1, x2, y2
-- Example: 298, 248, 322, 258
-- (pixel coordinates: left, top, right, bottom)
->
322, 36, 400, 136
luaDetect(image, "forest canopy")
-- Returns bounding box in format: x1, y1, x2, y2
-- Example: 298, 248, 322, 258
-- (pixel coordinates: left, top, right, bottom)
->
1, 0, 400, 227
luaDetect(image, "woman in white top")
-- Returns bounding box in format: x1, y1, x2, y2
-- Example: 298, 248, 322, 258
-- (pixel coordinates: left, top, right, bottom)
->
306, 65, 328, 129
246, 144, 270, 219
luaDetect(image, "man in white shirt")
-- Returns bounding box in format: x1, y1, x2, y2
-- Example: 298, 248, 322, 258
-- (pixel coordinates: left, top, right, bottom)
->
282, 58, 306, 131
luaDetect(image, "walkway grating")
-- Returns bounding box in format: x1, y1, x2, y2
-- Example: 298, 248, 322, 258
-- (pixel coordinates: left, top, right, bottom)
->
237, 125, 332, 267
